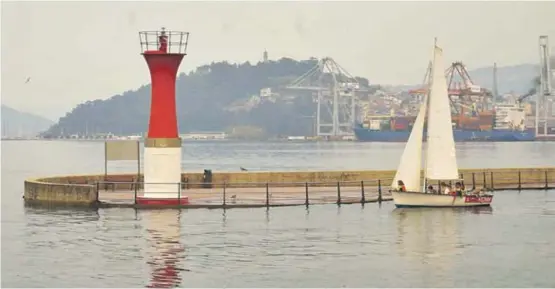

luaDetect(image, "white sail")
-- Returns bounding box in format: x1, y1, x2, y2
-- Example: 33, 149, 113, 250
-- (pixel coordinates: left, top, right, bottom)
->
425, 46, 460, 180
391, 97, 427, 191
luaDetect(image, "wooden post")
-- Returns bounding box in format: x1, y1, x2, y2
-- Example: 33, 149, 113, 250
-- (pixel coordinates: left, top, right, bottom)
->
265, 182, 270, 207
223, 182, 227, 207
545, 170, 549, 189
518, 171, 521, 190
361, 181, 365, 203
130, 177, 135, 193
134, 179, 138, 202
472, 173, 476, 190
483, 172, 487, 188
490, 171, 494, 190
378, 179, 382, 203
177, 183, 181, 204
305, 182, 309, 207
133, 183, 138, 205
104, 141, 108, 191
336, 182, 341, 205
136, 141, 141, 191
95, 182, 100, 203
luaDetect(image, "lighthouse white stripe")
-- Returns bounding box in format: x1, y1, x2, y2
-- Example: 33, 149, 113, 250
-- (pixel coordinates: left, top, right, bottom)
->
144, 147, 182, 198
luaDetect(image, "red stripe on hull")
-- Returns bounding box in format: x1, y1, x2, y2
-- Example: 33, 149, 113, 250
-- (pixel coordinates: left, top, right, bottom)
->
464, 195, 493, 204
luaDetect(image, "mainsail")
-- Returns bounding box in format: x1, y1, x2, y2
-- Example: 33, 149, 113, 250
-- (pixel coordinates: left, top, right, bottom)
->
424, 46, 460, 180
391, 96, 427, 191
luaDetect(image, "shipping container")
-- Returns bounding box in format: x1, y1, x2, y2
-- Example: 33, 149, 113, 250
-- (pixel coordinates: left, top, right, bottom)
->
479, 124, 493, 131
369, 120, 382, 130
460, 124, 480, 130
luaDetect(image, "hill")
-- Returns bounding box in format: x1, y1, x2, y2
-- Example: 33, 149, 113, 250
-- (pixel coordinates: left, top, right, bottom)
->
467, 63, 539, 94
387, 63, 542, 95
450, 56, 554, 95
42, 58, 374, 138
42, 58, 545, 138
1, 105, 54, 137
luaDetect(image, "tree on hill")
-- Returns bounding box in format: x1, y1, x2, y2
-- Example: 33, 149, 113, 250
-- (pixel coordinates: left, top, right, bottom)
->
42, 57, 371, 138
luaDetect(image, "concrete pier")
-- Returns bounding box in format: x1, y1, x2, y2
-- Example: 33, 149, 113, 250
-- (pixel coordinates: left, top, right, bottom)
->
23, 167, 555, 208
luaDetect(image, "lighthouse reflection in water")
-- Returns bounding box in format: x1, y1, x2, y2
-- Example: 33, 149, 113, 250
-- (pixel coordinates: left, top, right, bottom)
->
142, 209, 185, 288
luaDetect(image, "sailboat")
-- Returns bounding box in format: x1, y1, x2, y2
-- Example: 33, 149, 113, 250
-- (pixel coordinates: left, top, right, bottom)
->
391, 43, 494, 208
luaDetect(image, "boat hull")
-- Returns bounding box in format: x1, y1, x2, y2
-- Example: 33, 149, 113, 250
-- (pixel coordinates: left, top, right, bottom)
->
392, 191, 493, 208
353, 127, 535, 142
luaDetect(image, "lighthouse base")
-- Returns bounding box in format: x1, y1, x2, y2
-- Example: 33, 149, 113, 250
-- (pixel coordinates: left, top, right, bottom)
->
143, 146, 184, 203
135, 196, 190, 206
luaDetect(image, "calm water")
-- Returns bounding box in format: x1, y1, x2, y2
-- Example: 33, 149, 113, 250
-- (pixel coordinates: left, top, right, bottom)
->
2, 140, 555, 287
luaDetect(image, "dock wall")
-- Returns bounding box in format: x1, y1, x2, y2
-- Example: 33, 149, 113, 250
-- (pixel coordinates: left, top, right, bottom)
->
24, 179, 97, 206
23, 167, 555, 206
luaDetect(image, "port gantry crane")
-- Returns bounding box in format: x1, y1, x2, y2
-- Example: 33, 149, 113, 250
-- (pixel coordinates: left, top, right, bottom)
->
536, 35, 555, 140
409, 61, 493, 115
283, 57, 369, 137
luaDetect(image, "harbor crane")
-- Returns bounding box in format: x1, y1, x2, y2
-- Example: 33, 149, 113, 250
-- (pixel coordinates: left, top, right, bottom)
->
446, 62, 494, 114
283, 57, 369, 137
535, 35, 555, 140
409, 61, 493, 115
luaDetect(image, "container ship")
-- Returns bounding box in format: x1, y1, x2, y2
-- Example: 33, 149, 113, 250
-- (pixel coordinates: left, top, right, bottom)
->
353, 105, 535, 142
354, 61, 537, 142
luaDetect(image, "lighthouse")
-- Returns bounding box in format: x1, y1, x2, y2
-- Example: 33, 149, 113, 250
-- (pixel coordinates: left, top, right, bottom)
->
137, 27, 190, 205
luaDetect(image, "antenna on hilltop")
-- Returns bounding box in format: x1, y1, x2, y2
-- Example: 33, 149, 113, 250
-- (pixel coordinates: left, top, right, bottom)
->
263, 49, 268, 63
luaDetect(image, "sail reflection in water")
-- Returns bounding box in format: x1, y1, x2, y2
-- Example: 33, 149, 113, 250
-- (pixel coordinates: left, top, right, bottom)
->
142, 209, 185, 288
391, 207, 491, 287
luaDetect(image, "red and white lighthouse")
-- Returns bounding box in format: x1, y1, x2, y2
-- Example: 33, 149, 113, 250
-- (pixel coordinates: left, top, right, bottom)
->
137, 27, 190, 205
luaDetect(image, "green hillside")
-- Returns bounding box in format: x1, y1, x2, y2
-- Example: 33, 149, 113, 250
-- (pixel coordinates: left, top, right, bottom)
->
42, 58, 373, 138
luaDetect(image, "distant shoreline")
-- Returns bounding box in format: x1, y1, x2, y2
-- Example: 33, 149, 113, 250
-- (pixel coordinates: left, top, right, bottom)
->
0, 137, 357, 143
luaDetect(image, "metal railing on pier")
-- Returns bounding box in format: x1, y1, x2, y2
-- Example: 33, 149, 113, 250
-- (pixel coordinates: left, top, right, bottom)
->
92, 169, 555, 208
95, 179, 390, 207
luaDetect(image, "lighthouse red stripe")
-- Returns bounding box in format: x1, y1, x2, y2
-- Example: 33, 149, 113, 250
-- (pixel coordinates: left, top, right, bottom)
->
143, 54, 184, 138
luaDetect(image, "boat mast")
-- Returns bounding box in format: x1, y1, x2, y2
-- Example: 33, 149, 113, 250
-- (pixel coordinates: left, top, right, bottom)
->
422, 38, 437, 191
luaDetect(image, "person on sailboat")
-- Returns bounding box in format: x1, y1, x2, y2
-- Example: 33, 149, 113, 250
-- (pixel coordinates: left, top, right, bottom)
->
454, 182, 463, 197
397, 180, 407, 192
440, 182, 451, 195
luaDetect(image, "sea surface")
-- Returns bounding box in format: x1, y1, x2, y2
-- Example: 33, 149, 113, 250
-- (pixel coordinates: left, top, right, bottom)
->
2, 140, 555, 287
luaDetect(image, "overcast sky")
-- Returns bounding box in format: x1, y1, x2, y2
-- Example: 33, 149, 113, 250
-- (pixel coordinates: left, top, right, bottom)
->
1, 1, 554, 120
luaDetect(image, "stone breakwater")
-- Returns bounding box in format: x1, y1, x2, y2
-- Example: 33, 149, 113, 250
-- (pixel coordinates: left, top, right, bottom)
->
23, 167, 555, 207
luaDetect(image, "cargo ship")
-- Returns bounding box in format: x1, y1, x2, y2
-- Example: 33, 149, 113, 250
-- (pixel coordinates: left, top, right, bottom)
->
354, 102, 536, 142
